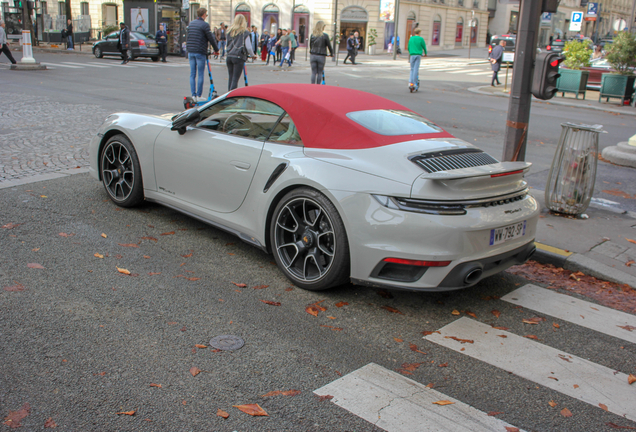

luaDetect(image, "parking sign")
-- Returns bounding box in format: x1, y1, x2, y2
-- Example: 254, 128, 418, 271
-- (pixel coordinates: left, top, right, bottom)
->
570, 12, 583, 31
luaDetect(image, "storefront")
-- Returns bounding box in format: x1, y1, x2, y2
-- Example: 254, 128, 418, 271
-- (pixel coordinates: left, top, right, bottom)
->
124, 0, 185, 55
339, 5, 367, 51
293, 5, 309, 47
262, 3, 279, 34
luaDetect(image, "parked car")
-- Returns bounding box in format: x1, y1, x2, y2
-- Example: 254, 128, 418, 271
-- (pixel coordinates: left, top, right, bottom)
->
89, 84, 539, 292
546, 38, 566, 53
93, 31, 160, 61
489, 34, 542, 62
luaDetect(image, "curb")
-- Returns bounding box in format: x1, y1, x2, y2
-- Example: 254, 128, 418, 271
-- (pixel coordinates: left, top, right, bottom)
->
531, 242, 636, 288
467, 85, 636, 117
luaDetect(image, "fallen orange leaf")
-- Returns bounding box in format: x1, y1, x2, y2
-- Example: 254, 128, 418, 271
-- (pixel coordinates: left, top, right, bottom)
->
525, 335, 539, 340
116, 267, 131, 275
432, 400, 454, 406
232, 282, 247, 287
195, 344, 207, 349
189, 367, 201, 377
560, 407, 573, 417
181, 253, 193, 258
149, 383, 162, 388
27, 263, 45, 269
320, 325, 343, 331
252, 285, 269, 289
148, 272, 161, 276
626, 238, 636, 244
260, 300, 281, 306
394, 337, 403, 343
262, 389, 301, 397
445, 336, 474, 344
160, 231, 175, 236
335, 301, 349, 308
422, 331, 440, 336
553, 323, 560, 329
116, 411, 135, 416
3, 403, 30, 428
522, 317, 545, 325
118, 243, 139, 248
451, 310, 460, 315
43, 417, 57, 428
628, 374, 636, 385
101, 233, 107, 238
599, 403, 609, 411
492, 325, 510, 330
409, 343, 426, 354
465, 311, 477, 318
140, 236, 158, 242
233, 404, 268, 416
381, 305, 403, 314
438, 362, 448, 367
505, 428, 520, 432
217, 409, 229, 419
492, 310, 501, 318
306, 305, 321, 316
94, 253, 104, 259
549, 400, 557, 407
488, 411, 504, 416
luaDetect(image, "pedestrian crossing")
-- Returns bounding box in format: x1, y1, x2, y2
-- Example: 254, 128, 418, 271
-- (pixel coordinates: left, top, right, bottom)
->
314, 284, 636, 431
40, 61, 190, 70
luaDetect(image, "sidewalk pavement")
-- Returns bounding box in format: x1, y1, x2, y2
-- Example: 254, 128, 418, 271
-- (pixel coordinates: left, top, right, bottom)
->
13, 42, 636, 289
531, 189, 636, 288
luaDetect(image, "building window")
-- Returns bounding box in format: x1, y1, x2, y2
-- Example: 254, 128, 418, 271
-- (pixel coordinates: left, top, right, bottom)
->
41, 1, 48, 14
473, 0, 479, 8
458, 0, 464, 6
509, 11, 519, 33
58, 1, 65, 15
80, 1, 88, 15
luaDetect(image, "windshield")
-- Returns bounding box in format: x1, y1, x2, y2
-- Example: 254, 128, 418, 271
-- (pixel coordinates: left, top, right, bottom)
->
347, 110, 442, 136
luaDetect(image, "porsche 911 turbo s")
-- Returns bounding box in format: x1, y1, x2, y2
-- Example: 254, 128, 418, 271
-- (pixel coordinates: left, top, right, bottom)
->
89, 84, 539, 292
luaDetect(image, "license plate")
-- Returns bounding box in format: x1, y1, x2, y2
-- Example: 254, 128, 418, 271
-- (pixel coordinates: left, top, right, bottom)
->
149, 43, 157, 48
489, 221, 526, 246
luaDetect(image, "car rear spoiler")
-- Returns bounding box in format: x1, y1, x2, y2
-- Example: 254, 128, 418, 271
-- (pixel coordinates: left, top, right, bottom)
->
416, 161, 532, 180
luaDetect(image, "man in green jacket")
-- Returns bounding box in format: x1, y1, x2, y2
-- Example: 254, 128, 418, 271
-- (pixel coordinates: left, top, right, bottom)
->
407, 28, 427, 92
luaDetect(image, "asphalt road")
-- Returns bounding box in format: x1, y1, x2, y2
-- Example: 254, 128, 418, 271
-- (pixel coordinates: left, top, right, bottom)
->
1, 52, 636, 431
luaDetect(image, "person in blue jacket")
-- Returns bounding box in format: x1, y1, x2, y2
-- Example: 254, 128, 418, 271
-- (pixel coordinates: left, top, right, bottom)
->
186, 8, 219, 102
156, 23, 168, 62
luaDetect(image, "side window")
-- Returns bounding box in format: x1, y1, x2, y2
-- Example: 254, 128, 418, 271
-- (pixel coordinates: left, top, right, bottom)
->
267, 114, 303, 146
196, 97, 285, 141
107, 32, 119, 40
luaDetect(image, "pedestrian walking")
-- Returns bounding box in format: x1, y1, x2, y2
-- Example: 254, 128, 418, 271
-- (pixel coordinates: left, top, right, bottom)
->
216, 22, 227, 59
250, 26, 259, 61
275, 29, 283, 61
117, 22, 130, 64
309, 20, 333, 84
290, 30, 298, 63
186, 8, 219, 102
0, 20, 16, 64
225, 14, 255, 91
343, 32, 358, 64
276, 28, 292, 67
266, 31, 277, 65
156, 23, 168, 62
489, 40, 505, 86
260, 30, 269, 61
407, 27, 427, 92
66, 19, 74, 50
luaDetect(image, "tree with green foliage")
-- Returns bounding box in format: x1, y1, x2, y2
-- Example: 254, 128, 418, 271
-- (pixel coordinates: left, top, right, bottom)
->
562, 40, 591, 69
606, 31, 636, 75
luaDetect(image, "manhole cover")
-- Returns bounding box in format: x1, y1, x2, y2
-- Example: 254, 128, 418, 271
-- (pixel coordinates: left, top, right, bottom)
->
210, 335, 245, 351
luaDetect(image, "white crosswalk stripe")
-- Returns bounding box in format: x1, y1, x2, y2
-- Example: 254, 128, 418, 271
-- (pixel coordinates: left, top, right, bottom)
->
41, 62, 83, 68
501, 284, 636, 344
425, 317, 636, 422
314, 363, 525, 432
133, 63, 160, 67
448, 69, 482, 74
62, 61, 110, 68
468, 71, 495, 75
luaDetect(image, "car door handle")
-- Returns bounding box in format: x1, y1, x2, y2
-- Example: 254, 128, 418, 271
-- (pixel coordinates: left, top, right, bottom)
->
231, 161, 251, 171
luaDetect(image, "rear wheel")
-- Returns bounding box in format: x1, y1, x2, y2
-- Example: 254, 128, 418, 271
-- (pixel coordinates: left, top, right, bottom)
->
100, 134, 144, 207
94, 47, 103, 58
270, 188, 350, 291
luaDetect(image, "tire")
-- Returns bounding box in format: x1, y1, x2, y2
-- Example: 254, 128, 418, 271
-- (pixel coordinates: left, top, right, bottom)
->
270, 188, 350, 291
100, 134, 144, 208
94, 47, 103, 58
151, 56, 159, 62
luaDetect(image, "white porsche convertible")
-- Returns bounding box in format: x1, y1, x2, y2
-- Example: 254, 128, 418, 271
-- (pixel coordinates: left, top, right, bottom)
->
89, 84, 539, 291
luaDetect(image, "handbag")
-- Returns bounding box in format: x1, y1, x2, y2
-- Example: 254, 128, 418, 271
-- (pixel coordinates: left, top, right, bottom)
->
239, 32, 248, 61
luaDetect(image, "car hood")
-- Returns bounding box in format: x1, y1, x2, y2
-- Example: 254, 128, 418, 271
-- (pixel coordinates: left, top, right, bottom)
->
305, 138, 530, 200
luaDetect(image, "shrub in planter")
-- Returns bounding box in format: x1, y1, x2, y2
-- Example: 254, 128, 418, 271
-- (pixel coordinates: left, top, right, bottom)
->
367, 28, 378, 55
558, 40, 592, 99
600, 32, 636, 104
562, 40, 592, 70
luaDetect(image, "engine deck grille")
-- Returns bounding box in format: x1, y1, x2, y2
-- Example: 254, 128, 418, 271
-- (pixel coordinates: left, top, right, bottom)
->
410, 149, 499, 173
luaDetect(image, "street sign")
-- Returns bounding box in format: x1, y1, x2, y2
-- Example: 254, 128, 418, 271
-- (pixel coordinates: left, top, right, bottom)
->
586, 2, 598, 16
182, 0, 189, 10
541, 13, 552, 25
570, 11, 583, 31
503, 52, 514, 62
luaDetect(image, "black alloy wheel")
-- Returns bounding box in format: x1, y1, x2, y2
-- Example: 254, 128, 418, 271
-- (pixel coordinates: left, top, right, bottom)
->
100, 134, 144, 207
270, 188, 350, 291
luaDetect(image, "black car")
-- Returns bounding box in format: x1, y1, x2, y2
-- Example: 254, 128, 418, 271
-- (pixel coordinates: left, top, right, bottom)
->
488, 35, 516, 63
93, 31, 160, 61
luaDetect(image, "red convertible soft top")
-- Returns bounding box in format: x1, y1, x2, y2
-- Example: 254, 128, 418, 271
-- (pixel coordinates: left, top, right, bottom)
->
229, 84, 454, 149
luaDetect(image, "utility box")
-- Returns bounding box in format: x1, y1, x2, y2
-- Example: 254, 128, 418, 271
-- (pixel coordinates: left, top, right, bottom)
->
545, 123, 605, 215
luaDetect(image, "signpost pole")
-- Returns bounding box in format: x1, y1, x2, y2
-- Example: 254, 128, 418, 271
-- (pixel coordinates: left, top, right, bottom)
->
332, 0, 338, 62
392, 0, 399, 60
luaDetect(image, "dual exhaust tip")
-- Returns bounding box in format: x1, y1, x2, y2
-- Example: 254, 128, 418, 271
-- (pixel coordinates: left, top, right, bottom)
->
462, 245, 536, 285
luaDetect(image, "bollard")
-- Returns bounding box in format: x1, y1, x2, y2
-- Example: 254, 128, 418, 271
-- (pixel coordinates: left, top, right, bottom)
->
20, 30, 36, 63
544, 122, 606, 215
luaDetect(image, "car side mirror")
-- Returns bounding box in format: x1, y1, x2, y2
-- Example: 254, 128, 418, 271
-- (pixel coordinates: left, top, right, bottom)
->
171, 108, 201, 135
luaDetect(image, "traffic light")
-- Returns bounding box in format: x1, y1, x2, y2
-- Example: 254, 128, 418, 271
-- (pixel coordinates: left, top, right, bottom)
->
532, 52, 564, 100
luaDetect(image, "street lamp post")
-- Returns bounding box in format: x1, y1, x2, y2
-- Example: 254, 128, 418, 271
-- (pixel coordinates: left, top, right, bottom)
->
392, 0, 399, 60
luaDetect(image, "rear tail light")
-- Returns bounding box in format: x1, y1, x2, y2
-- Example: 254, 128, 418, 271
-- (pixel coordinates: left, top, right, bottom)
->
546, 45, 551, 50
488, 45, 492, 53
383, 258, 451, 267
138, 40, 146, 46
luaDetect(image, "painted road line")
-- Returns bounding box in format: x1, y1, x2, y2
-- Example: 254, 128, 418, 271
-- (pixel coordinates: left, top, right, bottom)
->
467, 71, 495, 76
425, 68, 463, 72
501, 284, 636, 344
314, 363, 525, 432
62, 62, 109, 68
535, 242, 573, 257
448, 69, 482, 74
41, 62, 83, 68
132, 63, 160, 67
425, 317, 636, 422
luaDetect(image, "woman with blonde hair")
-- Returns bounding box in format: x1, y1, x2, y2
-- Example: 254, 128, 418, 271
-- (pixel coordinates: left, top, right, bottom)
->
225, 14, 256, 90
309, 20, 333, 84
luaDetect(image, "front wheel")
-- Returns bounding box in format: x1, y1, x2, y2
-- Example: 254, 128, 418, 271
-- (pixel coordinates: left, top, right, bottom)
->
100, 134, 144, 207
270, 188, 350, 291
94, 47, 103, 58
